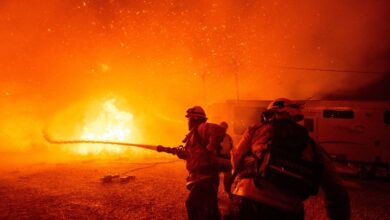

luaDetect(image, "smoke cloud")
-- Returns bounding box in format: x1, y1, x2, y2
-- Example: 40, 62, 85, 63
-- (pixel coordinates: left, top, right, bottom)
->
1, 0, 389, 154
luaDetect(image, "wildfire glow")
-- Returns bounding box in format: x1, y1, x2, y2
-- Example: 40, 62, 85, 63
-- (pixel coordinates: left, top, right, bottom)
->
75, 99, 134, 155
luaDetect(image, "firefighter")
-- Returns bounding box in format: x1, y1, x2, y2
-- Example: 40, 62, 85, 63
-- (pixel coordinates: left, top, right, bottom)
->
182, 106, 229, 220
230, 98, 351, 220
219, 121, 234, 197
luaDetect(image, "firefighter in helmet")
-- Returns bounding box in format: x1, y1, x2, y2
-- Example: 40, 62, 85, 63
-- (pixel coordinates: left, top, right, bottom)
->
230, 98, 350, 220
182, 106, 230, 220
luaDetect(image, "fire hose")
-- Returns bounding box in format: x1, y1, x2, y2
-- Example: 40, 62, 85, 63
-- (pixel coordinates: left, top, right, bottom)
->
43, 131, 186, 158
43, 131, 186, 183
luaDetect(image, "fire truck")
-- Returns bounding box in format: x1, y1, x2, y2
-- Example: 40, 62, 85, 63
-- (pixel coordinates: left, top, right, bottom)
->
207, 100, 390, 178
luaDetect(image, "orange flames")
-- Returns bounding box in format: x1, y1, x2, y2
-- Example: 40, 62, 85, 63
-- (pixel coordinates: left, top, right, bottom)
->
74, 99, 138, 155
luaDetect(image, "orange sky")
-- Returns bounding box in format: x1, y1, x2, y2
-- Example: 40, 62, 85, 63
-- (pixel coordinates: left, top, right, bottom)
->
0, 0, 389, 154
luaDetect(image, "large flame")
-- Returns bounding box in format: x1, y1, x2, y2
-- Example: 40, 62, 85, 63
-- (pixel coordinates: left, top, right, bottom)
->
75, 99, 135, 155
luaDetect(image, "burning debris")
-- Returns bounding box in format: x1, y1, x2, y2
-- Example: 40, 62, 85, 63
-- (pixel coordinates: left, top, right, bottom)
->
77, 99, 136, 155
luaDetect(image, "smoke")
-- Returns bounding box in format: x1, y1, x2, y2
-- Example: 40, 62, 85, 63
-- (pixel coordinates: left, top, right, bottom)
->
1, 0, 389, 154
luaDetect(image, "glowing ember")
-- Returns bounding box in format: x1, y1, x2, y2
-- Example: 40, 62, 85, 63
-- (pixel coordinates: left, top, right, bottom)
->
76, 99, 134, 155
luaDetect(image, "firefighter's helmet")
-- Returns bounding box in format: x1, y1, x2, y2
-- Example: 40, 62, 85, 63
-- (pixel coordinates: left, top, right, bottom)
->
185, 106, 207, 119
266, 98, 303, 121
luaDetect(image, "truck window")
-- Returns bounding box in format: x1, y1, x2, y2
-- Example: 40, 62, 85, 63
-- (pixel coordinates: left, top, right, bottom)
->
385, 111, 390, 124
304, 118, 314, 132
323, 109, 354, 119
233, 107, 264, 134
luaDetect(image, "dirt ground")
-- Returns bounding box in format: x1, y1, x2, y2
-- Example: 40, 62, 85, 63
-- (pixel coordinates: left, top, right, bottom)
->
1, 158, 390, 220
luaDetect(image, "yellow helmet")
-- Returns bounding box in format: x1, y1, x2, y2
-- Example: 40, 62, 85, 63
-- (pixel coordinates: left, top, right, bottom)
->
185, 106, 207, 119
266, 98, 303, 121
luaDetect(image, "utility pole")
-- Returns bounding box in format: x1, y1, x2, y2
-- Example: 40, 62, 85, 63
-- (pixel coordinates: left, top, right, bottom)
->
234, 71, 240, 102
231, 59, 240, 102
